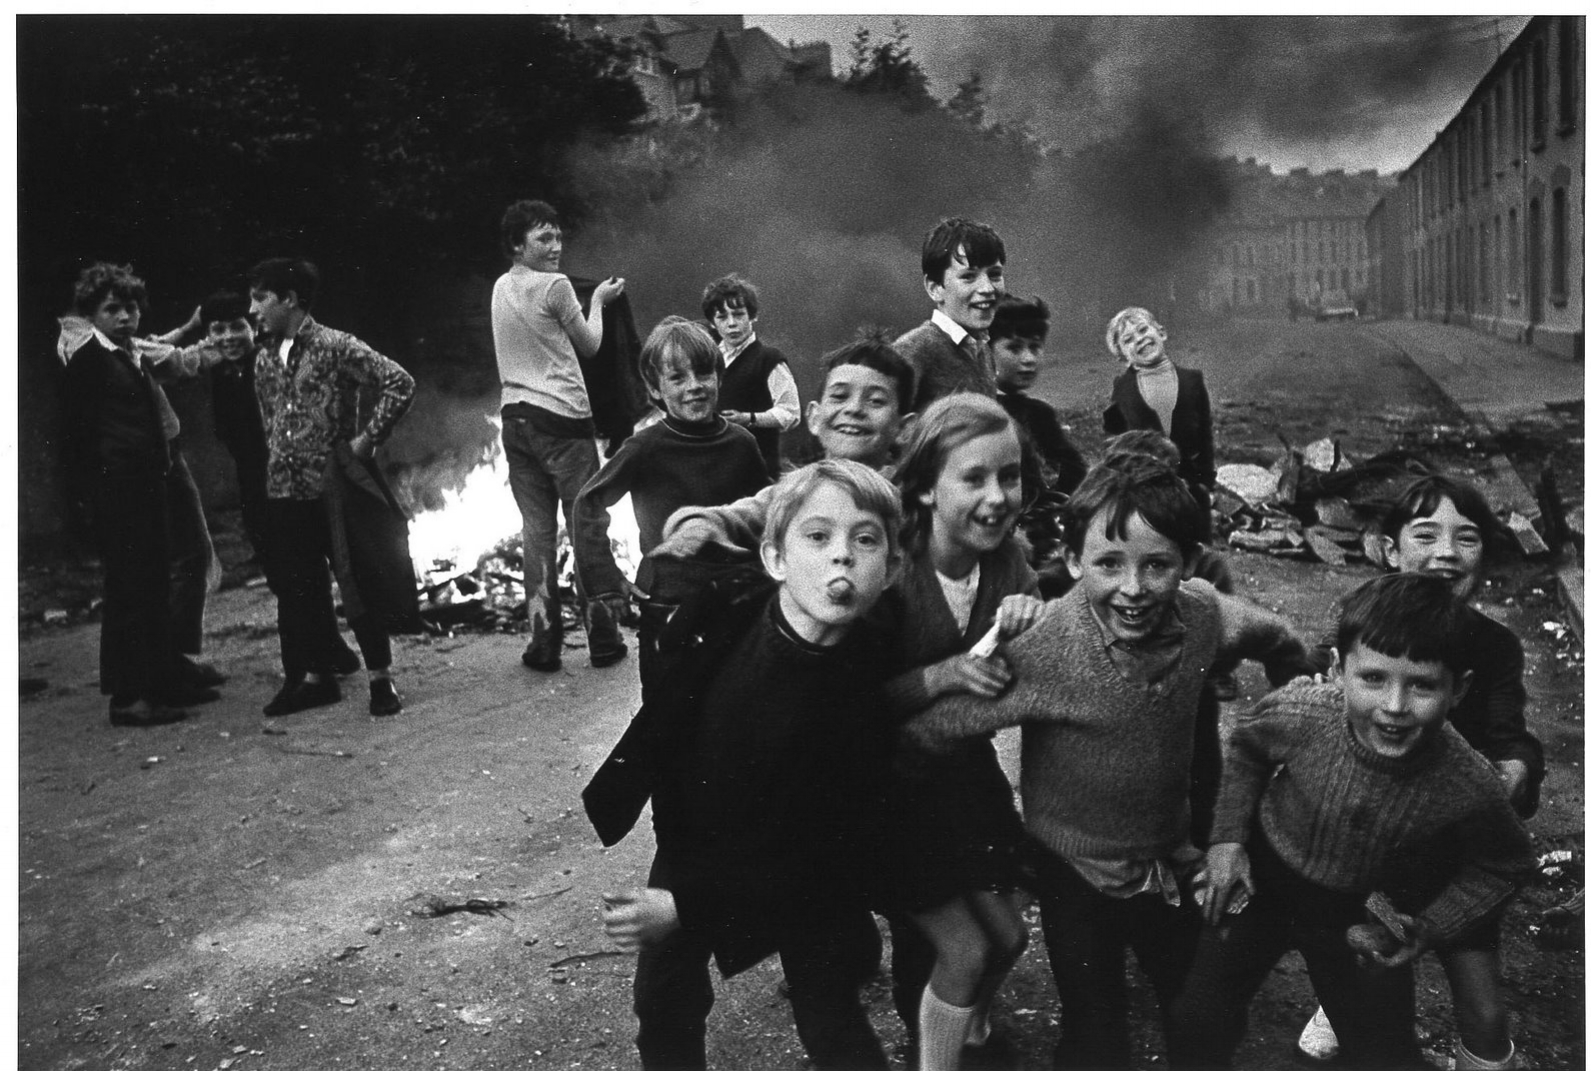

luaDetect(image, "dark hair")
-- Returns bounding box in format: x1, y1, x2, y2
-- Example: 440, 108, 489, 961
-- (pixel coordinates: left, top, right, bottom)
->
72, 262, 147, 317
821, 329, 915, 413
895, 393, 1016, 552
1336, 572, 1471, 676
1061, 460, 1203, 560
700, 274, 760, 321
639, 315, 723, 393
1100, 429, 1181, 470
921, 217, 1005, 282
500, 199, 560, 258
200, 290, 250, 328
247, 258, 319, 310
1381, 474, 1503, 563
765, 458, 903, 559
989, 294, 1049, 343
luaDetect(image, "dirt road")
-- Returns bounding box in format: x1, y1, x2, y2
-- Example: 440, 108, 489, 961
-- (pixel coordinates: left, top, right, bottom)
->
17, 319, 1584, 1070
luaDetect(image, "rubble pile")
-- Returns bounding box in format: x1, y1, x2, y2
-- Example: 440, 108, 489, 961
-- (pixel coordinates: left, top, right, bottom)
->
415, 532, 639, 634
1214, 438, 1561, 566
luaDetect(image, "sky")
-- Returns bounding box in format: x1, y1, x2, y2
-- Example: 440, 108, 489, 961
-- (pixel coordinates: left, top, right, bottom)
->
748, 14, 1532, 176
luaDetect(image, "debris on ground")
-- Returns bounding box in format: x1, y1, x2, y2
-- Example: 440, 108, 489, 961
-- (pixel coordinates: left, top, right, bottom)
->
406, 895, 512, 919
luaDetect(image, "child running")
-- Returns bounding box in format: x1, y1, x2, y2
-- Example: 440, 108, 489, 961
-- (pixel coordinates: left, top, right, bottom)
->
903, 459, 1314, 1069
1169, 573, 1534, 1070
873, 392, 1044, 1071
585, 459, 904, 1071
1294, 473, 1545, 1071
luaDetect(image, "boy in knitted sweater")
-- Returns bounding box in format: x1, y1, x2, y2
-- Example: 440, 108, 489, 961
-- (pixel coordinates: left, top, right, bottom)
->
903, 461, 1315, 1069
1167, 573, 1533, 1070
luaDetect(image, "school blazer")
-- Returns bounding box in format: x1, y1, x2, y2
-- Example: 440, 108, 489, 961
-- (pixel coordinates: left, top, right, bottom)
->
1103, 365, 1216, 496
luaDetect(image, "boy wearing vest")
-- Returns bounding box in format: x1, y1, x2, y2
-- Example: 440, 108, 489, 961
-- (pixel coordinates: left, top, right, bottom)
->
701, 274, 799, 480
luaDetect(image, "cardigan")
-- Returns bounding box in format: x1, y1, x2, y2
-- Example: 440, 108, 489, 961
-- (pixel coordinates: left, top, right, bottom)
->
1213, 680, 1534, 944
894, 318, 997, 413
905, 579, 1315, 861
1103, 364, 1216, 497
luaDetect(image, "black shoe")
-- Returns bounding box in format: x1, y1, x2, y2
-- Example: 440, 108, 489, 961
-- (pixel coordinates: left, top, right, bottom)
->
109, 699, 188, 727
264, 676, 342, 717
177, 657, 228, 687
587, 597, 629, 668
521, 614, 562, 672
151, 682, 221, 706
369, 678, 403, 716
331, 647, 362, 676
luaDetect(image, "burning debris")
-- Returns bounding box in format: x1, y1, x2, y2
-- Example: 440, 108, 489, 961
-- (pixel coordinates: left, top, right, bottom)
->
1214, 438, 1561, 566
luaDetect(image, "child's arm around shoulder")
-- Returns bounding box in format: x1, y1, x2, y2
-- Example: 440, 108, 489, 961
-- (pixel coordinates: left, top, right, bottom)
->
652, 482, 779, 563
1204, 580, 1318, 685
1208, 680, 1329, 848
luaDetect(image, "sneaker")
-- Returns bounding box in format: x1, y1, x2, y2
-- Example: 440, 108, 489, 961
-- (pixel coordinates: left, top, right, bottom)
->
109, 698, 188, 727
369, 678, 403, 717
587, 596, 629, 669
521, 612, 562, 672
263, 676, 342, 717
1296, 1006, 1340, 1063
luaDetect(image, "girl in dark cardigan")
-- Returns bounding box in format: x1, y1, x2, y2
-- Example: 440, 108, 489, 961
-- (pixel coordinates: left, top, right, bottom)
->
873, 393, 1044, 1071
1101, 307, 1215, 534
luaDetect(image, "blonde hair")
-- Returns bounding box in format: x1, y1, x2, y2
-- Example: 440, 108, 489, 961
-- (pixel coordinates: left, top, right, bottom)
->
1104, 306, 1164, 361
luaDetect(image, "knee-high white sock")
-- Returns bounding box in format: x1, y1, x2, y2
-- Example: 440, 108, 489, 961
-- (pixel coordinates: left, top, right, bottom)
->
918, 984, 976, 1071
1454, 1037, 1517, 1070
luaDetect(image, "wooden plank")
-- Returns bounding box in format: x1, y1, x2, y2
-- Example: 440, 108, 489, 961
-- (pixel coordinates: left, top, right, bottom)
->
1558, 564, 1584, 645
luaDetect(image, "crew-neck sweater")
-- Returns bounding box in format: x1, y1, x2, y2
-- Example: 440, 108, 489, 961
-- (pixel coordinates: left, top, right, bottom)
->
1133, 359, 1179, 432
1212, 680, 1533, 943
572, 414, 767, 599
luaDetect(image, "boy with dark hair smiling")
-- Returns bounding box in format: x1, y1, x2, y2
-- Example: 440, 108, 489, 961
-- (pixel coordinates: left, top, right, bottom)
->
701, 273, 800, 479
990, 293, 1086, 498
894, 217, 1007, 413
1169, 572, 1534, 1070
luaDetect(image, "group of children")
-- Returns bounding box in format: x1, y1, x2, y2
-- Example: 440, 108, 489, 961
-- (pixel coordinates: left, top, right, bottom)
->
573, 217, 1543, 1071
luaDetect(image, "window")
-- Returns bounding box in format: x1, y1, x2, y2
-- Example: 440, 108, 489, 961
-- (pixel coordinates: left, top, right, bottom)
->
1532, 39, 1548, 147
1560, 17, 1578, 134
1512, 63, 1526, 162
1494, 213, 1504, 304
1494, 83, 1507, 173
1507, 207, 1520, 297
1481, 100, 1493, 180
1479, 221, 1490, 303
1551, 186, 1568, 302
1247, 279, 1256, 303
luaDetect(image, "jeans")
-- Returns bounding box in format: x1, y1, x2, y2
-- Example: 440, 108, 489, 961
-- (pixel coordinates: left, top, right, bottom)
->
501, 405, 600, 646
264, 497, 391, 680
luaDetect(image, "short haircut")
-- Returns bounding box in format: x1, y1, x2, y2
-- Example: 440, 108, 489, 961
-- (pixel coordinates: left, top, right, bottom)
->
1382, 473, 1503, 563
1336, 572, 1471, 676
1061, 459, 1203, 560
822, 329, 915, 414
639, 315, 724, 393
73, 262, 147, 316
700, 274, 760, 321
1104, 306, 1163, 360
921, 217, 1005, 282
200, 290, 250, 328
764, 458, 903, 560
1100, 429, 1181, 470
500, 199, 560, 257
247, 258, 319, 310
989, 294, 1050, 344
895, 393, 1015, 552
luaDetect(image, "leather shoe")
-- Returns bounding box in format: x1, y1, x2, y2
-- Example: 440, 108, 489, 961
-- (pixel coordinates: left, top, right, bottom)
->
521, 613, 562, 672
109, 699, 188, 727
369, 678, 403, 717
264, 676, 342, 717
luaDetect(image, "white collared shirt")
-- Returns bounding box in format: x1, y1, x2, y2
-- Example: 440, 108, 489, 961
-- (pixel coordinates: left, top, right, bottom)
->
931, 309, 972, 347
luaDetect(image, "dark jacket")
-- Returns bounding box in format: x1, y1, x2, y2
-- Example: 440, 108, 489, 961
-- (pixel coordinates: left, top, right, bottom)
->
322, 442, 422, 634
570, 277, 647, 454
61, 337, 172, 489
1103, 364, 1216, 500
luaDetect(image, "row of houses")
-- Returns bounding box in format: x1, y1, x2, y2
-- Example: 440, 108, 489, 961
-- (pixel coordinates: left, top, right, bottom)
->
1367, 15, 1584, 360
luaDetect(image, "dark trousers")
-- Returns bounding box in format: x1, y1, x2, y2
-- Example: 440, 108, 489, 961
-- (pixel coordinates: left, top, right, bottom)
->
1029, 848, 1201, 1070
633, 880, 886, 1069
225, 443, 271, 561
265, 497, 390, 680
165, 450, 214, 656
92, 471, 178, 701
1165, 839, 1422, 1070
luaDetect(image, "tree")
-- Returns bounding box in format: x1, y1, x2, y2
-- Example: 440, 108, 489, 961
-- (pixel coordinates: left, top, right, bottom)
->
843, 20, 934, 111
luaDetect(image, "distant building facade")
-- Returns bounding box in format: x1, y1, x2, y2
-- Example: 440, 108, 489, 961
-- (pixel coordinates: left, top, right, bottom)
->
576, 15, 832, 122
1198, 158, 1393, 317
1368, 15, 1583, 360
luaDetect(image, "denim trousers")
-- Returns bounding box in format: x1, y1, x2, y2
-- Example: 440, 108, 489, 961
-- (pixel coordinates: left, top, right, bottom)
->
500, 407, 600, 638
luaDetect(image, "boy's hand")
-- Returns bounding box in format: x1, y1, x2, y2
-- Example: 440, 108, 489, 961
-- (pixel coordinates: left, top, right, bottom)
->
1495, 759, 1529, 808
601, 887, 679, 951
925, 652, 1012, 700
1198, 842, 1255, 925
996, 594, 1044, 638
592, 276, 625, 307
721, 409, 752, 427
1351, 913, 1431, 970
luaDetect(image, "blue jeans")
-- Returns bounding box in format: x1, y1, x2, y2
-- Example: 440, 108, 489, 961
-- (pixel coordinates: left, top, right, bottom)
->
501, 405, 603, 648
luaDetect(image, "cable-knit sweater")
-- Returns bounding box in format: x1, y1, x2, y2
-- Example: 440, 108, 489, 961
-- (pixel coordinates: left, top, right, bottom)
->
905, 579, 1314, 862
1212, 680, 1534, 944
